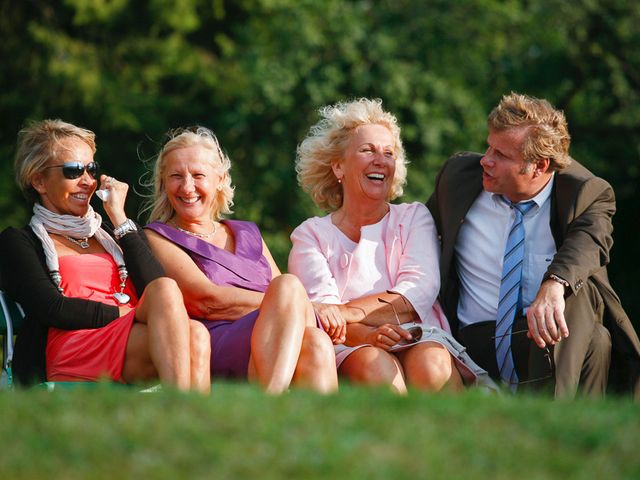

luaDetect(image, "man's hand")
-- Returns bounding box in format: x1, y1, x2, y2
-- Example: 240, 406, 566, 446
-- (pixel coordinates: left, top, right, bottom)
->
526, 279, 570, 348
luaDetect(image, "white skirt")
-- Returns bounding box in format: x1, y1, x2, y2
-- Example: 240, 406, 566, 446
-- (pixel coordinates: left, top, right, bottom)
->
335, 323, 498, 390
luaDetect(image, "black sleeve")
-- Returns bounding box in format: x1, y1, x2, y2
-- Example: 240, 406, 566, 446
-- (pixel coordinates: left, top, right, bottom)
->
426, 160, 446, 237
115, 223, 165, 296
0, 226, 120, 330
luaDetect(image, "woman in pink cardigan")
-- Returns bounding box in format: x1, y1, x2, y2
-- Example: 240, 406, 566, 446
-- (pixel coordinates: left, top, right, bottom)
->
289, 98, 494, 393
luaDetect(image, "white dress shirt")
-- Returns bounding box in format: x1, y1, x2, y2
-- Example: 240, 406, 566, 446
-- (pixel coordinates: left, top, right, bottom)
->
455, 176, 557, 327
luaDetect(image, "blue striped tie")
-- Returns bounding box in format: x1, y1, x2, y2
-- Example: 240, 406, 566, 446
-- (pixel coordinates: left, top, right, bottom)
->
495, 199, 535, 390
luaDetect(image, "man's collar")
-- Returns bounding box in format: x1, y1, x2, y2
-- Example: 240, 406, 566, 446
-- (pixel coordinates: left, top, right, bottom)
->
491, 173, 555, 208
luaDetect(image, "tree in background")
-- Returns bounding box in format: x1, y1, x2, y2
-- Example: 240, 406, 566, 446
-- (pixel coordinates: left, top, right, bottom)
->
1, 0, 638, 319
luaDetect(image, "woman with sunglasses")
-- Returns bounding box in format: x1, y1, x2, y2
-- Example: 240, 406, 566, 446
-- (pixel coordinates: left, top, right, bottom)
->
143, 126, 338, 394
0, 119, 210, 392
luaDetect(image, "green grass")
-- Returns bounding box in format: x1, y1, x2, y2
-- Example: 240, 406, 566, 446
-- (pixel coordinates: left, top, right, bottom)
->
1, 383, 638, 479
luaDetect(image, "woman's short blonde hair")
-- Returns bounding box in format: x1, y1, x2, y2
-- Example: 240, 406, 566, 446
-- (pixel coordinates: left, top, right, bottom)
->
488, 92, 571, 171
145, 126, 234, 223
296, 98, 407, 211
15, 119, 96, 204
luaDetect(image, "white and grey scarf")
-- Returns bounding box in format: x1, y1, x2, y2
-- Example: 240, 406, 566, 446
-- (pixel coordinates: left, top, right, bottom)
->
29, 203, 126, 291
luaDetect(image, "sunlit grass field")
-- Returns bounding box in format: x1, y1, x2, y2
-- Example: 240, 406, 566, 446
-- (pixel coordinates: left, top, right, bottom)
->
1, 383, 638, 479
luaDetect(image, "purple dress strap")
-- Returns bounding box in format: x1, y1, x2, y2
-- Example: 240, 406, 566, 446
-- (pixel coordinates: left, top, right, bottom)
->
146, 220, 271, 293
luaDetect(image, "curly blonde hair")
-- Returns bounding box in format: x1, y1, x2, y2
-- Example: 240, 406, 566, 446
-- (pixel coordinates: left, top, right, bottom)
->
488, 92, 571, 171
145, 126, 234, 223
15, 119, 96, 204
296, 98, 407, 211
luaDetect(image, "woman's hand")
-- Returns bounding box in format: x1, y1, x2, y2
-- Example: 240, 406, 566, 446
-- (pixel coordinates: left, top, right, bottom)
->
365, 324, 413, 351
98, 174, 128, 226
312, 302, 346, 344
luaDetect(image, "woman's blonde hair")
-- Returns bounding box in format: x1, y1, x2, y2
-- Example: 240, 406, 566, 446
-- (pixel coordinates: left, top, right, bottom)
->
145, 126, 234, 223
15, 119, 96, 204
296, 98, 407, 211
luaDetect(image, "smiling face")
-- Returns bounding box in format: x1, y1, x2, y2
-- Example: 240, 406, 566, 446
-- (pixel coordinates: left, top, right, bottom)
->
31, 137, 97, 216
332, 124, 396, 207
163, 145, 224, 224
480, 127, 549, 202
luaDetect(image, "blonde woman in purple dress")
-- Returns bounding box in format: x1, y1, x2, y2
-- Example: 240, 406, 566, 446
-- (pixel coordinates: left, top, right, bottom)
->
145, 127, 337, 394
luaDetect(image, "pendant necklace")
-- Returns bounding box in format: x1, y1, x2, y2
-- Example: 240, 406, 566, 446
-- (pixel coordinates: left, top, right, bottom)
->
172, 220, 218, 239
62, 234, 90, 249
48, 234, 130, 304
113, 265, 131, 305
48, 263, 130, 304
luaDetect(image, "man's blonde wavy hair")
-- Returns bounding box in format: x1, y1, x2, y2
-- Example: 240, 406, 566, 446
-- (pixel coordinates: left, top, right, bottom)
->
488, 92, 571, 172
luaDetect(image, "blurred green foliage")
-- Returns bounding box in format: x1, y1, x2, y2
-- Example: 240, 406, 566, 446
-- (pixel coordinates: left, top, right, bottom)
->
1, 0, 639, 318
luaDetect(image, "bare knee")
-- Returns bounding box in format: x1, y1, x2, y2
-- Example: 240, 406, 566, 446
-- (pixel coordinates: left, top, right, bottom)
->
262, 274, 312, 327
340, 347, 405, 390
402, 344, 454, 392
145, 277, 183, 304
299, 327, 335, 368
267, 274, 307, 301
139, 277, 189, 326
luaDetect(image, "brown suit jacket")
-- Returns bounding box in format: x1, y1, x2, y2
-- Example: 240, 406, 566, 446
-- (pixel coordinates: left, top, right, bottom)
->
427, 152, 640, 394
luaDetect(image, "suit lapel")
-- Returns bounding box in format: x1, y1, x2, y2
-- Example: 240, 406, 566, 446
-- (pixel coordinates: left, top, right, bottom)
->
440, 159, 484, 283
550, 162, 581, 247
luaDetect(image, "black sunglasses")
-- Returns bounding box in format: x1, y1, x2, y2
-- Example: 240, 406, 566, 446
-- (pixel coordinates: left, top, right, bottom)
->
45, 162, 100, 180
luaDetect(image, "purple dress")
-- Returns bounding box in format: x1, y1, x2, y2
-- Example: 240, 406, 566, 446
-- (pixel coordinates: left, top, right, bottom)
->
146, 220, 272, 378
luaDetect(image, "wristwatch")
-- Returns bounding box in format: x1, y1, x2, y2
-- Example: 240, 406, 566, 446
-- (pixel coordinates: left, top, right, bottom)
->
114, 219, 138, 240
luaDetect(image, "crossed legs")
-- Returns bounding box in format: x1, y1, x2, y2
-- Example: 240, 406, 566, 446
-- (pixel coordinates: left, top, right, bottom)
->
248, 274, 338, 394
121, 277, 211, 393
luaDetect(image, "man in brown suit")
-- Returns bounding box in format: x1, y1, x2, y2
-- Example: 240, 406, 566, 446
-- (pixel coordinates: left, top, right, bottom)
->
427, 93, 640, 397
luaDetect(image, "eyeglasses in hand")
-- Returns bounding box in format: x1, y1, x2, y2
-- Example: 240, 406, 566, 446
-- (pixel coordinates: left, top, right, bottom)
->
377, 297, 422, 342
491, 328, 555, 385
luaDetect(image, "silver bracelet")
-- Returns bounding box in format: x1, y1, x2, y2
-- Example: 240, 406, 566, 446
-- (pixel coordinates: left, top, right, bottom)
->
114, 219, 138, 240
548, 274, 569, 288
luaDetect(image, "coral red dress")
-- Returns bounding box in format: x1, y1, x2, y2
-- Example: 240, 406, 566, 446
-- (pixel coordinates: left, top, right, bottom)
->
45, 253, 138, 382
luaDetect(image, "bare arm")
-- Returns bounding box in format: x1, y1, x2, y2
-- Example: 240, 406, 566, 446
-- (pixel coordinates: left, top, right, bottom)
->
261, 238, 282, 277
338, 291, 418, 326
345, 322, 412, 350
146, 229, 265, 320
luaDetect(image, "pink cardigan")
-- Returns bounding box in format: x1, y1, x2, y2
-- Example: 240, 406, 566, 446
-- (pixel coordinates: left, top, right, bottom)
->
288, 202, 451, 332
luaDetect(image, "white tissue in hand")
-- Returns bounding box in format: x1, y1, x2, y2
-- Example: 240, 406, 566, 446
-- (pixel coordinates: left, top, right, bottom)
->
96, 189, 110, 201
